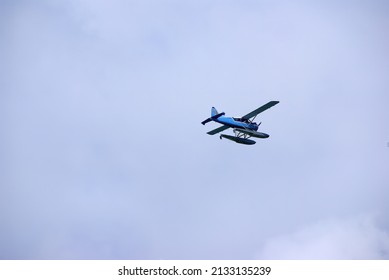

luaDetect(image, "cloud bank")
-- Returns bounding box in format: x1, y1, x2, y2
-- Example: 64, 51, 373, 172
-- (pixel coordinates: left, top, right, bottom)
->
257, 215, 389, 259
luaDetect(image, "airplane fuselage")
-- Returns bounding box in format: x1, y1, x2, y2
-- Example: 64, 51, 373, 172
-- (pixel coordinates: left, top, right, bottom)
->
214, 116, 258, 130
202, 102, 279, 144
215, 116, 269, 138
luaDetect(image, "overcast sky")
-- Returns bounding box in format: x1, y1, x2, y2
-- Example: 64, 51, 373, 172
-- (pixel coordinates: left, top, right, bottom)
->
1, 0, 389, 259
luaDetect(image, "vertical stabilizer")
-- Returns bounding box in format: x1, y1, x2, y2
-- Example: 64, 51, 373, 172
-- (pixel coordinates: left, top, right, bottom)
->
211, 107, 218, 117
202, 107, 225, 125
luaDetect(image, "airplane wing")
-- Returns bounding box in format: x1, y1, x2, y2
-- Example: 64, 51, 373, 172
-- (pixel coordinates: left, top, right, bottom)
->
241, 101, 279, 120
207, 125, 229, 135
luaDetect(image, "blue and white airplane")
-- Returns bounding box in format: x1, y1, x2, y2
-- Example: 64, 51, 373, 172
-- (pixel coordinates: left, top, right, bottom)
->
201, 101, 279, 145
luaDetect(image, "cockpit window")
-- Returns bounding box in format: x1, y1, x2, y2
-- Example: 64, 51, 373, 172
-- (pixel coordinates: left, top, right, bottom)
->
234, 117, 250, 123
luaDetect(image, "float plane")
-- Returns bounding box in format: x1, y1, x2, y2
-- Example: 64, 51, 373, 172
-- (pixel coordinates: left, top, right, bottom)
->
201, 101, 279, 145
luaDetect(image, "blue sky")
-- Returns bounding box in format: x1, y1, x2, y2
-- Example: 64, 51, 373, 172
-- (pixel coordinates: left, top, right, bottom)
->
1, 0, 389, 259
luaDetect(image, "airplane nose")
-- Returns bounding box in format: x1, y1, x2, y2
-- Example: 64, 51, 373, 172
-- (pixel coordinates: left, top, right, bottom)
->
261, 133, 269, 138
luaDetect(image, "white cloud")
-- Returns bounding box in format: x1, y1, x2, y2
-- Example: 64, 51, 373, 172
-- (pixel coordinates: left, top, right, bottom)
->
256, 215, 389, 259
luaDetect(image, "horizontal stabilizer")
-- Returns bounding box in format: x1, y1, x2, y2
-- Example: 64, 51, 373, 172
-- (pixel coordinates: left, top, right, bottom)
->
201, 118, 212, 125
212, 112, 225, 119
202, 111, 225, 125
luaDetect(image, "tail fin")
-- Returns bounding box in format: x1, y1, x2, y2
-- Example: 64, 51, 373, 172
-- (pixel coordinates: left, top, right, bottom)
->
202, 107, 225, 125
211, 107, 218, 117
